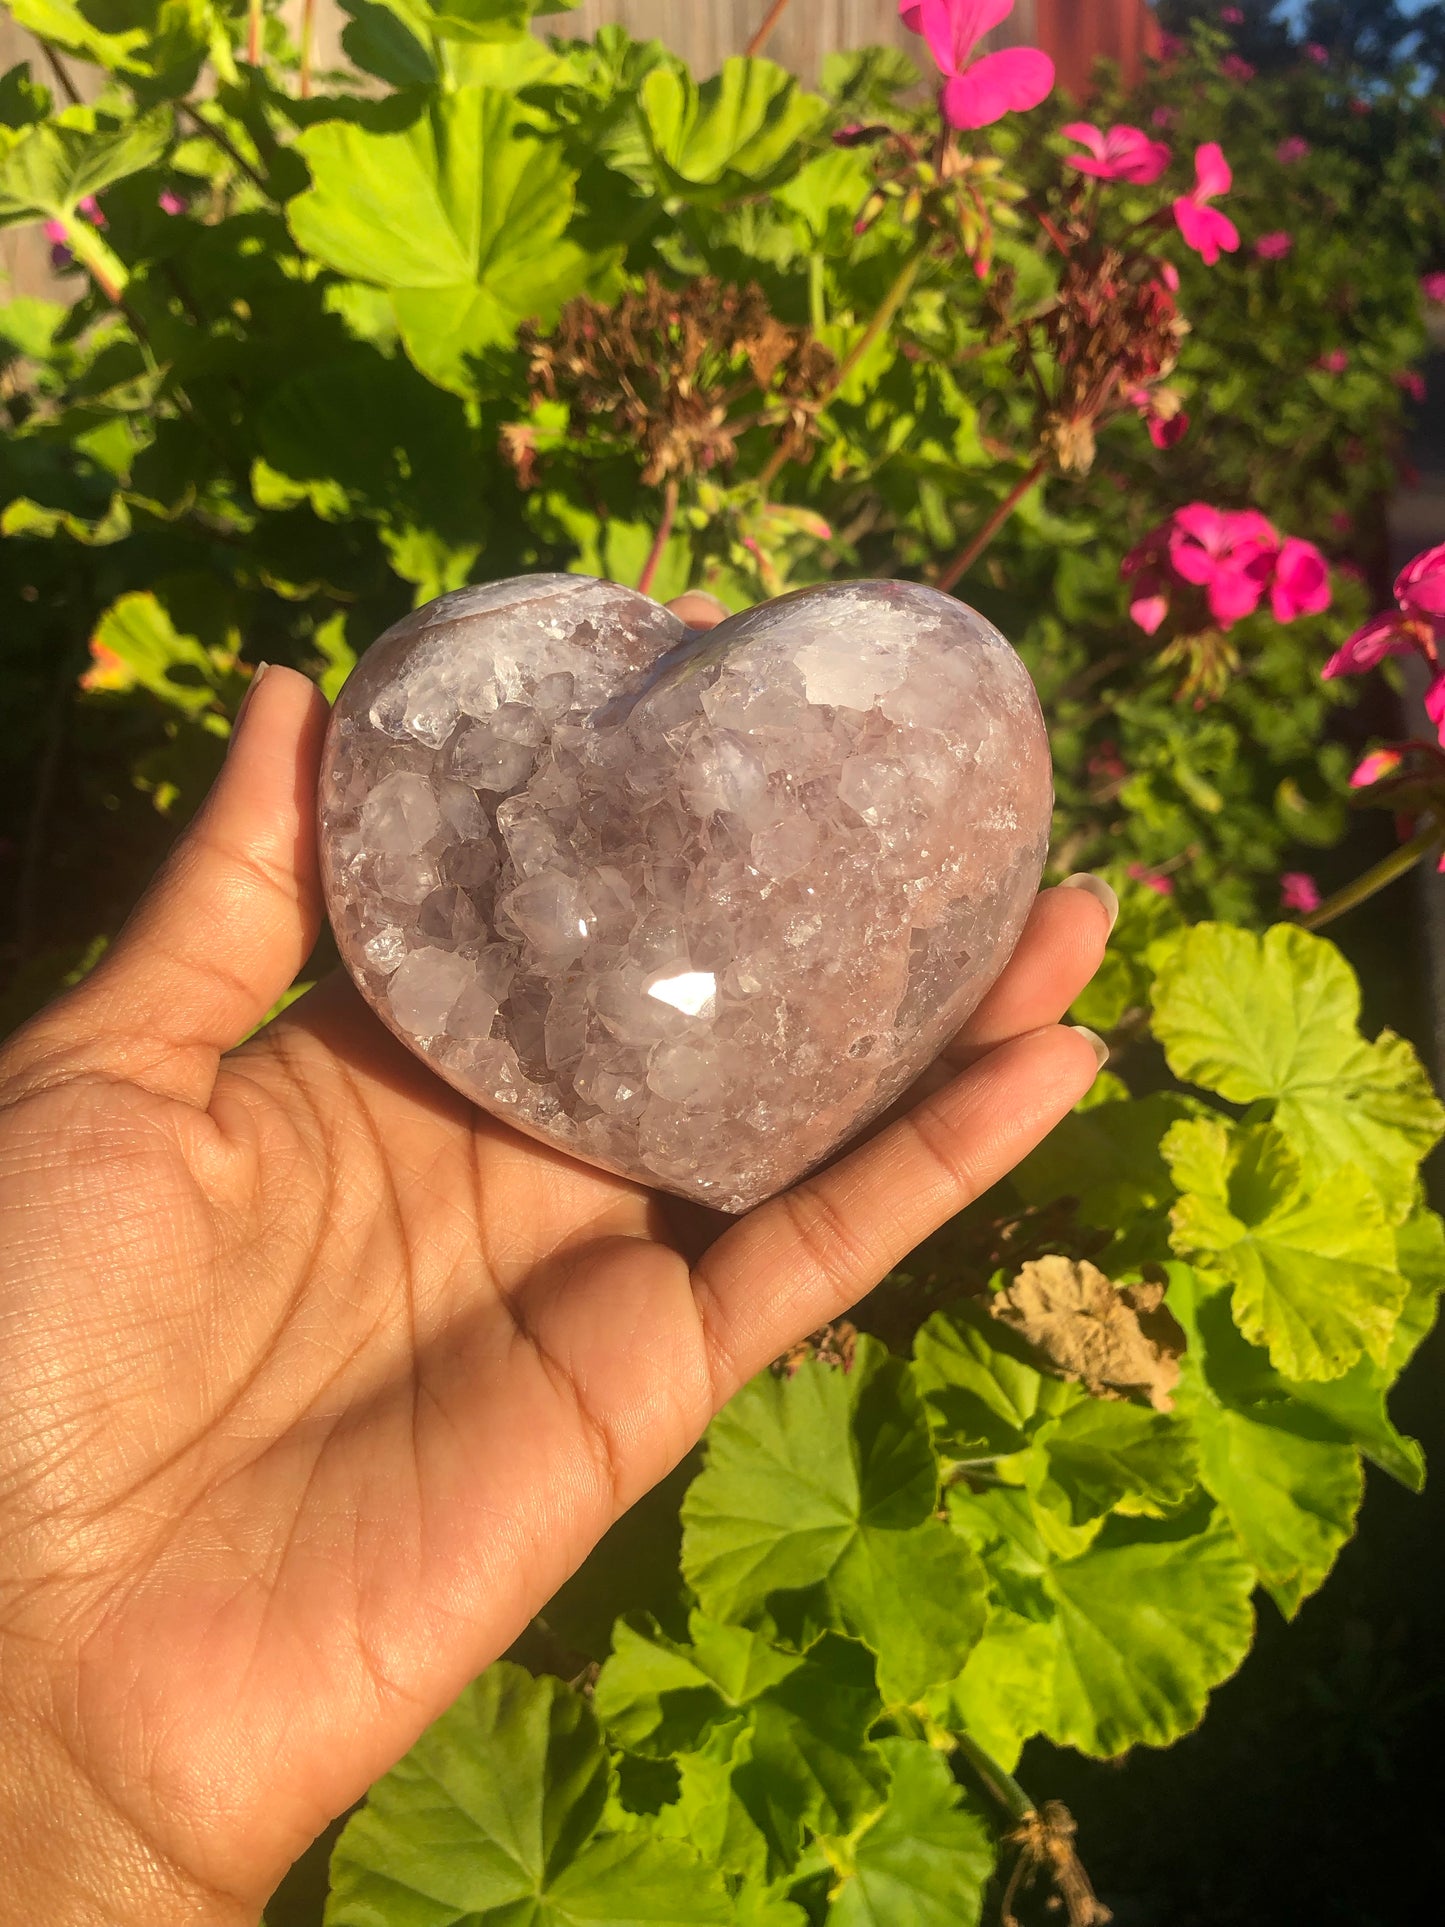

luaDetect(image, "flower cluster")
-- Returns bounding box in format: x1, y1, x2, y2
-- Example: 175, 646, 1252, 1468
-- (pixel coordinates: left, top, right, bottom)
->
1124, 505, 1331, 635
898, 0, 1053, 132
1324, 543, 1445, 741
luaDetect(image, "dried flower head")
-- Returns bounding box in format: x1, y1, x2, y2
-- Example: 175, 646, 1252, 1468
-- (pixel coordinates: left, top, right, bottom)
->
513, 275, 836, 489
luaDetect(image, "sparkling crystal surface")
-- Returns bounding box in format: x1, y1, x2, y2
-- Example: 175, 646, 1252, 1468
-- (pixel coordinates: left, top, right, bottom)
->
319, 576, 1052, 1212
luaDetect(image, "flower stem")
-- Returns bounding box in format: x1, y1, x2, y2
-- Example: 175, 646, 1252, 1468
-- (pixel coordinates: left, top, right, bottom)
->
637, 478, 680, 599
746, 0, 794, 57
40, 42, 82, 105
301, 0, 315, 98
952, 1732, 1036, 1825
1303, 818, 1442, 931
935, 457, 1047, 594
178, 102, 268, 193
248, 0, 263, 65
758, 249, 925, 492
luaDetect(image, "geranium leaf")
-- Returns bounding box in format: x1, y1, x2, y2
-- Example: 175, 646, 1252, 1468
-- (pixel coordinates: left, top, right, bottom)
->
826, 1739, 993, 1927
681, 1342, 988, 1702
638, 58, 827, 202
326, 1663, 731, 1925
0, 107, 172, 223
1165, 1117, 1405, 1381
1153, 924, 1445, 1222
1011, 1090, 1198, 1238
287, 88, 608, 394
913, 1300, 1080, 1458
1041, 1515, 1256, 1757
925, 1609, 1058, 1770
1039, 1397, 1200, 1525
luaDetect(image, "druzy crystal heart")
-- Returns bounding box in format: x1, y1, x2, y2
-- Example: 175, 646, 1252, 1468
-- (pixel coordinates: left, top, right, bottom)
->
319, 576, 1052, 1212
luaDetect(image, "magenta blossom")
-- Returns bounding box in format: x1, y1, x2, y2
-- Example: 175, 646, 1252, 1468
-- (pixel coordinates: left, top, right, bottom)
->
158, 189, 187, 217
1396, 369, 1427, 404
1277, 136, 1311, 163
1305, 42, 1328, 64
899, 0, 1054, 130
1173, 144, 1240, 266
1152, 105, 1176, 129
1221, 53, 1256, 82
1254, 231, 1293, 260
1421, 272, 1445, 304
1351, 748, 1404, 789
1272, 538, 1331, 621
42, 218, 67, 245
1323, 544, 1445, 743
1222, 5, 1244, 22
1317, 348, 1349, 374
76, 194, 105, 228
1280, 872, 1322, 915
1062, 121, 1171, 184
1127, 862, 1175, 897
1169, 503, 1278, 623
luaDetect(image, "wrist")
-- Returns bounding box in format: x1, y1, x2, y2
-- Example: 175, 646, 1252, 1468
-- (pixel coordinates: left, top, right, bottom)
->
0, 1697, 254, 1927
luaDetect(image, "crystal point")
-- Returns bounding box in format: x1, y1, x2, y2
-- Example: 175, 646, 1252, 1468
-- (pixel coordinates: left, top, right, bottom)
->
319, 576, 1052, 1212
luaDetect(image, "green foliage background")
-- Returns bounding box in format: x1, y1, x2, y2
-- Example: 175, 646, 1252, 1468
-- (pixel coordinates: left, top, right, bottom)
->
3, 5, 1445, 1922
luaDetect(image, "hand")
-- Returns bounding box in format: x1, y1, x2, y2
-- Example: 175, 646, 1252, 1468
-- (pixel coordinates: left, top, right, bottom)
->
0, 608, 1110, 1926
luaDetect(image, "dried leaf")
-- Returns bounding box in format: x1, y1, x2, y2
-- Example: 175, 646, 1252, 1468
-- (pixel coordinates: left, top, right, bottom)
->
990, 1256, 1185, 1412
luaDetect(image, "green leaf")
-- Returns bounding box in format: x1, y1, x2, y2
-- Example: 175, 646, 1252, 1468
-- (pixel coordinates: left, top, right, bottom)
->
8, 0, 209, 103
287, 88, 606, 394
0, 107, 172, 224
1012, 1091, 1198, 1238
913, 1301, 1079, 1458
826, 1739, 994, 1927
681, 1342, 988, 1702
638, 58, 827, 203
86, 591, 234, 715
1040, 1515, 1256, 1756
1039, 1398, 1200, 1526
1152, 924, 1445, 1222
925, 1610, 1057, 1771
326, 1664, 731, 1926
1165, 1118, 1405, 1382
0, 61, 50, 132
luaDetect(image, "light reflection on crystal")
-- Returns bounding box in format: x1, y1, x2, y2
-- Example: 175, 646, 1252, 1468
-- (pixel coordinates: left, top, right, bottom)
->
319, 576, 1051, 1211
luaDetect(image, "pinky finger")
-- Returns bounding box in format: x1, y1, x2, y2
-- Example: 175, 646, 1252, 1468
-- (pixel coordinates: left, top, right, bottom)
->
692, 1024, 1104, 1405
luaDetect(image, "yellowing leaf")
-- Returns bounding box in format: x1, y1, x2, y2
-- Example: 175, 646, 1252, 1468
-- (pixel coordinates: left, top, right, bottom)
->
1165, 1117, 1405, 1382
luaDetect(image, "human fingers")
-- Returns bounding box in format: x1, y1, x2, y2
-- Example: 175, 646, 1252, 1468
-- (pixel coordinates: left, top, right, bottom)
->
0, 666, 329, 1108
948, 875, 1116, 1061
692, 1022, 1103, 1402
666, 591, 732, 630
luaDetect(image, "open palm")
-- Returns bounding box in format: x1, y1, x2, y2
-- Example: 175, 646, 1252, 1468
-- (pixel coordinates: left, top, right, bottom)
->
0, 661, 1108, 1926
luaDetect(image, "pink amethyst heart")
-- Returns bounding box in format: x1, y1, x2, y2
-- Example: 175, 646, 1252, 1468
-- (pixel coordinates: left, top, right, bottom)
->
318, 576, 1052, 1212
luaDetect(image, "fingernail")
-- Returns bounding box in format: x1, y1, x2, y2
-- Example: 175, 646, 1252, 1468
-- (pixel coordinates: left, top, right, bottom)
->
681, 592, 730, 618
1060, 872, 1119, 933
1070, 1025, 1111, 1071
228, 662, 269, 751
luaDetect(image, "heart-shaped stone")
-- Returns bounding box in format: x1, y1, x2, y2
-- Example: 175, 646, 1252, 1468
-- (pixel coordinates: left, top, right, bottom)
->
319, 576, 1051, 1212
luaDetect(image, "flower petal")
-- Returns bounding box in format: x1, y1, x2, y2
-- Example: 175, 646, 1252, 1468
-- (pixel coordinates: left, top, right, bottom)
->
941, 47, 1055, 128
1130, 593, 1170, 635
1394, 541, 1445, 618
1193, 140, 1233, 201
1321, 611, 1415, 678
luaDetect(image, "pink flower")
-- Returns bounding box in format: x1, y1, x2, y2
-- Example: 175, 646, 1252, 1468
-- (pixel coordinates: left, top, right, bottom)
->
1395, 369, 1427, 403
1149, 411, 1190, 449
1152, 105, 1176, 129
1271, 537, 1332, 621
1317, 348, 1349, 374
42, 218, 67, 245
1254, 231, 1293, 260
1350, 748, 1404, 789
1221, 53, 1256, 82
1422, 272, 1445, 304
1349, 96, 1370, 116
1062, 121, 1171, 184
1168, 502, 1278, 623
1330, 510, 1353, 535
1305, 42, 1328, 65
1280, 872, 1322, 915
899, 0, 1055, 129
1324, 609, 1424, 678
1277, 136, 1311, 163
1222, 5, 1244, 22
1173, 143, 1240, 265
1395, 541, 1445, 619
1157, 260, 1180, 292
158, 189, 187, 217
76, 194, 105, 228
1128, 862, 1175, 896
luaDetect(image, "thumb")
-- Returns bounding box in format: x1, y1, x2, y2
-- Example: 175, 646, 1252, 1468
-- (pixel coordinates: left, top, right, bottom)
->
1, 665, 330, 1109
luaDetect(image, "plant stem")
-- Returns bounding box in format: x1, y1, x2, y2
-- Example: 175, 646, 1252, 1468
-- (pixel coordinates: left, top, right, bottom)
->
636, 479, 680, 599
300, 0, 315, 98
1303, 818, 1442, 931
746, 0, 794, 57
758, 250, 926, 492
952, 1732, 1036, 1826
935, 457, 1047, 594
178, 102, 269, 192
248, 0, 264, 65
40, 43, 82, 106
